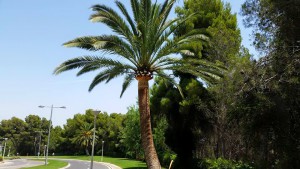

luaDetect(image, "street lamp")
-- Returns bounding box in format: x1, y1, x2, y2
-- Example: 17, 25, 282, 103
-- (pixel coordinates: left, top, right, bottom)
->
38, 105, 66, 165
2, 138, 8, 160
90, 110, 101, 169
101, 141, 104, 162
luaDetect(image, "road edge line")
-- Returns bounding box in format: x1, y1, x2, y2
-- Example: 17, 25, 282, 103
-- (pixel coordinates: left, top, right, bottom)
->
59, 162, 71, 169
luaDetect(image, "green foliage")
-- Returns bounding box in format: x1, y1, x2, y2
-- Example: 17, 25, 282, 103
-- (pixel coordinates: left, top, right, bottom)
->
49, 126, 64, 154
242, 0, 300, 51
149, 1, 245, 168
0, 116, 49, 156
0, 111, 125, 157
239, 0, 300, 168
61, 110, 125, 156
120, 105, 175, 167
71, 122, 94, 155
54, 0, 223, 95
175, 0, 241, 64
202, 158, 253, 169
152, 116, 176, 167
54, 1, 224, 167
151, 77, 215, 169
120, 106, 144, 160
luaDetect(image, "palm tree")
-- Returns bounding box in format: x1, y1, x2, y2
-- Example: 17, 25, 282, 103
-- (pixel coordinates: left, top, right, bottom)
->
72, 123, 95, 156
54, 0, 223, 168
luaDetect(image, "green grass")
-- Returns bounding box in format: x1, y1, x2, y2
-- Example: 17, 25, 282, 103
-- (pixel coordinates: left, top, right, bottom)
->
21, 159, 68, 169
54, 156, 147, 169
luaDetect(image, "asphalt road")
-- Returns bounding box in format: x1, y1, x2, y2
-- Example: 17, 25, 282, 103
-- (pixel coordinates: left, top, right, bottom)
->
0, 159, 111, 169
0, 159, 44, 169
63, 159, 111, 169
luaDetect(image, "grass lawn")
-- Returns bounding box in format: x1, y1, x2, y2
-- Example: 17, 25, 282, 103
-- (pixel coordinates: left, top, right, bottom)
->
53, 156, 147, 169
21, 159, 68, 169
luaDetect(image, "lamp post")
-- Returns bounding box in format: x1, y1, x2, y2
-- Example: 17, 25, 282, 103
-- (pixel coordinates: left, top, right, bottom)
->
39, 105, 66, 165
90, 110, 101, 169
2, 138, 8, 160
101, 141, 104, 162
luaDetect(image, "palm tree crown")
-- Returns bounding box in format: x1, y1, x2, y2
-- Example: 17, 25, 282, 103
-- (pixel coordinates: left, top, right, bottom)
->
54, 0, 222, 96
72, 123, 96, 155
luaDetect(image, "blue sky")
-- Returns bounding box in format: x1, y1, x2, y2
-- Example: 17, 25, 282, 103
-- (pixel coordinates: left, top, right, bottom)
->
0, 0, 258, 126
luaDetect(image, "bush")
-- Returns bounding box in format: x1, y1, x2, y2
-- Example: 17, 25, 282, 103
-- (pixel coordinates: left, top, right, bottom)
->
0, 156, 3, 162
161, 151, 176, 167
201, 158, 254, 169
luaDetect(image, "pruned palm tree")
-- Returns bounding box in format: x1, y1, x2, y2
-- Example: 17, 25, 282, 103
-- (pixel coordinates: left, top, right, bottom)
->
72, 123, 96, 156
54, 0, 223, 168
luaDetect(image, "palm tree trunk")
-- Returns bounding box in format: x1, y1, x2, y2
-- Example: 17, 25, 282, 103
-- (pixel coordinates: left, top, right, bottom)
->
137, 76, 161, 169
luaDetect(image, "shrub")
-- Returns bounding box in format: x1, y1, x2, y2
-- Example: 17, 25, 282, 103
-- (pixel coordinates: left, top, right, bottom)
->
201, 158, 254, 169
0, 156, 3, 162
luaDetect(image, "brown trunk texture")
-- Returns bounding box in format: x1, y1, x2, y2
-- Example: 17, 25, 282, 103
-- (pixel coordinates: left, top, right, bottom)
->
138, 77, 161, 169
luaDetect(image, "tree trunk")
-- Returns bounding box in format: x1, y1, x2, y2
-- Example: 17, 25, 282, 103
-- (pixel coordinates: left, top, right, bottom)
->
137, 76, 161, 169
85, 147, 90, 156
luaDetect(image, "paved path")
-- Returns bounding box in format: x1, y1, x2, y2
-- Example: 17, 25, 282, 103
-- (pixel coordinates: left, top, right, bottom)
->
51, 158, 121, 169
0, 159, 44, 169
61, 159, 110, 169
0, 158, 122, 169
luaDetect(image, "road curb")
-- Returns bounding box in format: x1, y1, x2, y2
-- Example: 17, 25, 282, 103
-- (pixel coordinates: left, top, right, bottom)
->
59, 162, 71, 169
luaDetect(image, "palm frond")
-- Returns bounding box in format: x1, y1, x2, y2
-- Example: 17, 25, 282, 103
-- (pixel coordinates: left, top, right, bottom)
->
115, 1, 138, 35
152, 28, 210, 65
63, 35, 138, 66
55, 0, 225, 99
54, 56, 97, 75
156, 70, 184, 97
120, 74, 135, 97
158, 0, 176, 29
76, 56, 135, 76
90, 4, 133, 40
130, 0, 140, 24
88, 67, 127, 91
166, 60, 225, 85
63, 36, 106, 51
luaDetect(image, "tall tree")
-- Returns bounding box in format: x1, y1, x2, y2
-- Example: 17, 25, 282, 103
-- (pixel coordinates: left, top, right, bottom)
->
24, 115, 43, 155
0, 117, 28, 155
54, 0, 222, 168
151, 77, 215, 169
240, 0, 300, 168
150, 0, 245, 167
